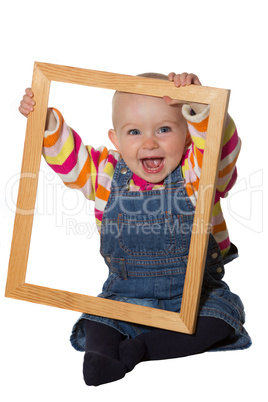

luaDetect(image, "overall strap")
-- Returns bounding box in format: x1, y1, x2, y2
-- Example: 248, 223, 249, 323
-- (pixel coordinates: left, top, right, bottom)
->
164, 163, 185, 188
110, 159, 132, 190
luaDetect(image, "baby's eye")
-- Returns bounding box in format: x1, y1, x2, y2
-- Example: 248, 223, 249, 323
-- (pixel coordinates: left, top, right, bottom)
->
159, 126, 171, 134
128, 129, 141, 135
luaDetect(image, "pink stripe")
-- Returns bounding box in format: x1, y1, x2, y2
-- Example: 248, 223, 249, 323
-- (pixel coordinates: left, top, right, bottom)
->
217, 171, 234, 188
181, 148, 190, 165
221, 129, 239, 160
216, 169, 237, 199
211, 211, 224, 226
188, 124, 206, 139
184, 167, 197, 184
90, 148, 101, 169
214, 192, 220, 204
48, 130, 82, 174
95, 208, 103, 222
107, 153, 119, 168
72, 130, 82, 151
218, 237, 230, 251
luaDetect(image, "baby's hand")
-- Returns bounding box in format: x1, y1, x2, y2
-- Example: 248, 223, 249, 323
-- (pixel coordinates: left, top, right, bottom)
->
164, 73, 201, 105
19, 88, 35, 117
168, 72, 201, 87
18, 88, 56, 130
164, 72, 205, 114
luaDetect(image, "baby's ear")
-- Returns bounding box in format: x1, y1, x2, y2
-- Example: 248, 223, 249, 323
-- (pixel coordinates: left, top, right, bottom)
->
184, 130, 192, 151
108, 129, 120, 152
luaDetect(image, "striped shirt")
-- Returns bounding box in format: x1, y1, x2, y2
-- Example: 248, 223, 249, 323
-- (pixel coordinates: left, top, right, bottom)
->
43, 105, 241, 257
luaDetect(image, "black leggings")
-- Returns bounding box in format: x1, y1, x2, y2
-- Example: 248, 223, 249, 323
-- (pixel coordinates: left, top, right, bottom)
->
84, 316, 233, 362
83, 317, 233, 385
136, 316, 233, 361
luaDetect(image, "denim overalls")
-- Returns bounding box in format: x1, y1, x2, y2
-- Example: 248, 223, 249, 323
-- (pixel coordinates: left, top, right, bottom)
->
70, 160, 251, 352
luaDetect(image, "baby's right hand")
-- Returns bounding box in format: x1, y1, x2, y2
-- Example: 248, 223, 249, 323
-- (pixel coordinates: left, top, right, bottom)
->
19, 88, 35, 117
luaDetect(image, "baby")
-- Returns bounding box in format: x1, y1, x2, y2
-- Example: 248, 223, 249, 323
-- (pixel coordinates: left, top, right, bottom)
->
19, 72, 251, 386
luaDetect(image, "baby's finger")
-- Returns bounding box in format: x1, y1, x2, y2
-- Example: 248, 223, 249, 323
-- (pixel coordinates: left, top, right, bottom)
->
168, 72, 184, 86
186, 73, 201, 86
18, 104, 31, 117
22, 93, 35, 106
171, 73, 202, 87
163, 96, 183, 106
168, 72, 176, 81
178, 72, 189, 86
19, 98, 34, 116
172, 73, 187, 87
25, 88, 34, 98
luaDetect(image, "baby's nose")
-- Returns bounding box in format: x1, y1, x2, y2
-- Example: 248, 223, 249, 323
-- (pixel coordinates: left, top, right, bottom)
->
142, 135, 159, 150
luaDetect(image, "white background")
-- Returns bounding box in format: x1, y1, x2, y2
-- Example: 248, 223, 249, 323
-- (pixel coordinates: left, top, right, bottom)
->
0, 0, 267, 400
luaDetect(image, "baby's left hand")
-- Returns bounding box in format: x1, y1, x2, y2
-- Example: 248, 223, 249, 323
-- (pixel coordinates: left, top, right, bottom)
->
164, 72, 205, 114
168, 72, 201, 87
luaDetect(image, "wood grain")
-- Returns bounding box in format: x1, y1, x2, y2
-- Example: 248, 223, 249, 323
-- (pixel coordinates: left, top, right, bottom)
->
36, 61, 226, 104
6, 62, 230, 334
6, 65, 50, 294
180, 93, 230, 332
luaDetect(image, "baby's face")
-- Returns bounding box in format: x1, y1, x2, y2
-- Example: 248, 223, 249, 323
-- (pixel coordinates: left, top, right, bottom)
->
109, 92, 188, 183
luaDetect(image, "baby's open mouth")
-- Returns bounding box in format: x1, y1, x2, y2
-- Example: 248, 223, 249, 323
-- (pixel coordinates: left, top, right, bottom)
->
140, 158, 165, 173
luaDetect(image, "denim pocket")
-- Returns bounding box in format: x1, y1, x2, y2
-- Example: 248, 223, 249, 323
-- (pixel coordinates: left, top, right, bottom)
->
118, 213, 174, 256
118, 212, 190, 256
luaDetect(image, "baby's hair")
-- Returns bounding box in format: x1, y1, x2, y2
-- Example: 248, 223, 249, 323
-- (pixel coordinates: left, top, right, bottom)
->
136, 72, 169, 80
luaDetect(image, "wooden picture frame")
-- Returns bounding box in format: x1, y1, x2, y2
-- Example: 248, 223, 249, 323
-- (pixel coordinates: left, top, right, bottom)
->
5, 62, 230, 334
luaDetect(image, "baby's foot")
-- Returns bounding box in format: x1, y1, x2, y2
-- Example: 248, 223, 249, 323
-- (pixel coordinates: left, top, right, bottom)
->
83, 351, 126, 386
119, 338, 146, 372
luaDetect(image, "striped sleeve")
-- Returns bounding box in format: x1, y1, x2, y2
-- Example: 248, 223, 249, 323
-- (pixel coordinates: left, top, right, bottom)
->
216, 115, 241, 197
42, 108, 120, 202
181, 104, 241, 256
181, 104, 241, 200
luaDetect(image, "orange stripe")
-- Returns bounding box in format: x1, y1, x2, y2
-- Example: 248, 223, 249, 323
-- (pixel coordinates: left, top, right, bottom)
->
185, 183, 194, 197
218, 154, 238, 178
189, 147, 203, 170
195, 146, 203, 167
188, 115, 209, 133
96, 184, 110, 201
63, 156, 91, 189
43, 131, 61, 148
99, 147, 109, 164
213, 220, 227, 234
43, 109, 63, 148
185, 179, 199, 197
191, 179, 199, 192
